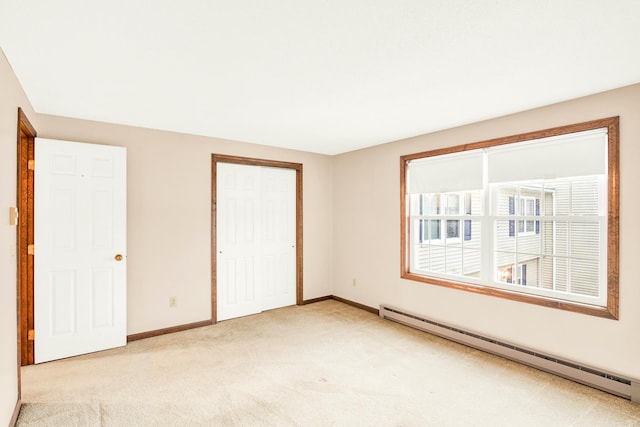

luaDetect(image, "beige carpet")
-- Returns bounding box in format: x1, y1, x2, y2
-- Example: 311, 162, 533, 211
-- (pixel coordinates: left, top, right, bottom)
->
16, 300, 640, 426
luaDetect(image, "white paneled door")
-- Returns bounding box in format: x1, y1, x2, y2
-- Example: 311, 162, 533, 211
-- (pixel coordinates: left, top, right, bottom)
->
217, 162, 296, 321
34, 138, 127, 363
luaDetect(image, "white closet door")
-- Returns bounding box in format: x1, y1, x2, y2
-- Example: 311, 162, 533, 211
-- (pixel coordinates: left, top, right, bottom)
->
216, 163, 296, 321
35, 138, 127, 363
217, 163, 263, 321
260, 166, 296, 311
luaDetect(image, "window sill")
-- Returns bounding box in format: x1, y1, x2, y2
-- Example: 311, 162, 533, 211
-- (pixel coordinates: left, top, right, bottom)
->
401, 271, 618, 320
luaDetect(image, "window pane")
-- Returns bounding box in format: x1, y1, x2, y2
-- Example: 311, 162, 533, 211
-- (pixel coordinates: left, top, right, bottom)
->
496, 221, 515, 252
468, 190, 483, 215
539, 255, 556, 290
446, 194, 459, 215
526, 220, 535, 232
495, 188, 517, 215
431, 219, 441, 240
552, 180, 571, 216
520, 260, 538, 287
555, 258, 569, 293
496, 259, 516, 283
446, 246, 462, 275
571, 177, 601, 215
525, 198, 535, 215
430, 245, 445, 273
409, 194, 422, 216
446, 219, 459, 238
463, 248, 482, 278
541, 221, 568, 256
570, 222, 600, 259
570, 258, 599, 297
464, 221, 481, 249
464, 219, 472, 241
414, 243, 429, 270
517, 232, 540, 254
421, 219, 429, 242
425, 194, 441, 215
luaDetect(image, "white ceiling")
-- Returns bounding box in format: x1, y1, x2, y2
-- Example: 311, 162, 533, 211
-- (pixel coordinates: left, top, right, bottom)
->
1, 1, 639, 155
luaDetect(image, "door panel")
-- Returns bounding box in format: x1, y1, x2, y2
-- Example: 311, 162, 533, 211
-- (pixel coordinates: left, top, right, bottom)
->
261, 167, 296, 311
35, 138, 126, 363
50, 270, 76, 335
92, 268, 114, 328
217, 163, 262, 320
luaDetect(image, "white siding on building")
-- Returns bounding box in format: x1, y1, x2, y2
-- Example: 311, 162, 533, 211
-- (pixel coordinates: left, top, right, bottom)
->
409, 162, 604, 301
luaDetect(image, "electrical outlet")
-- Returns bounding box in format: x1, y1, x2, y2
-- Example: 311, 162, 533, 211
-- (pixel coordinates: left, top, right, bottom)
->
169, 296, 177, 308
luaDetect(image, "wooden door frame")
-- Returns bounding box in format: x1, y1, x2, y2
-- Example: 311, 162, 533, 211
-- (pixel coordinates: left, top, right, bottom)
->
17, 108, 36, 370
211, 154, 303, 323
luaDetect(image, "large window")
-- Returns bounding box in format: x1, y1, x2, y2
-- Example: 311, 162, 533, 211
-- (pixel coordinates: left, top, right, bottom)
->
401, 117, 619, 319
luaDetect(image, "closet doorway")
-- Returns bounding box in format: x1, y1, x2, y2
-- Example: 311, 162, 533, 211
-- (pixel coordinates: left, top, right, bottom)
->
211, 155, 302, 322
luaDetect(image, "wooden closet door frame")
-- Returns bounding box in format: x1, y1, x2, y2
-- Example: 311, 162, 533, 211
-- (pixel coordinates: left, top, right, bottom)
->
211, 154, 303, 323
17, 108, 37, 370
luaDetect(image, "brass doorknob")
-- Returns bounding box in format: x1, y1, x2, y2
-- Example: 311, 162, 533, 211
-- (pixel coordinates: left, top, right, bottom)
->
115, 254, 123, 261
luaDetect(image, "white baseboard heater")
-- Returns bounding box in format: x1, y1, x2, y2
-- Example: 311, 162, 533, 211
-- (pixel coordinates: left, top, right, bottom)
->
379, 304, 640, 403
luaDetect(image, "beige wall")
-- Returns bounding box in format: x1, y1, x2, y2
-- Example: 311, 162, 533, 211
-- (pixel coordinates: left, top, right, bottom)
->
0, 50, 36, 425
33, 114, 334, 335
333, 83, 640, 380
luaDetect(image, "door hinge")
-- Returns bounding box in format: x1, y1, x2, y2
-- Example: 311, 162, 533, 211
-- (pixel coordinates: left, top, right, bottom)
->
28, 329, 35, 341
9, 207, 19, 226
27, 244, 34, 255
28, 159, 35, 170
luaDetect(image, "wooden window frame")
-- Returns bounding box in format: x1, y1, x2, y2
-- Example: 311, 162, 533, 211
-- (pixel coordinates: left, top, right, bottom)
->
400, 117, 620, 319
